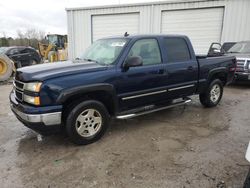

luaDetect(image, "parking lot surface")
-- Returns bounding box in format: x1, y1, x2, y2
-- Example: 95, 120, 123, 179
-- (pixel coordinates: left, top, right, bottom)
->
0, 83, 249, 188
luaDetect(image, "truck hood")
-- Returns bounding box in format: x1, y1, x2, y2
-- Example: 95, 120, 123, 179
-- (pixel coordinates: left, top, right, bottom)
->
15, 60, 108, 82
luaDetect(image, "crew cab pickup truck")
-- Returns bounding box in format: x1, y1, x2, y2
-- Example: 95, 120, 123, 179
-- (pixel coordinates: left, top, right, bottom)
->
10, 34, 236, 145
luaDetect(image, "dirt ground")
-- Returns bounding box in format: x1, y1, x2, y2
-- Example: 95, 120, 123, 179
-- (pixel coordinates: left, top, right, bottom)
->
0, 83, 250, 188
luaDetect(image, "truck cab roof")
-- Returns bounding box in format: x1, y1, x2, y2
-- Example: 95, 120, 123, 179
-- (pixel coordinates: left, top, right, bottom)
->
101, 34, 188, 40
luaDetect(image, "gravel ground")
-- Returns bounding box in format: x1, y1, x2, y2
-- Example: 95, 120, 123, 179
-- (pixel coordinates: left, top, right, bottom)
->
0, 83, 249, 188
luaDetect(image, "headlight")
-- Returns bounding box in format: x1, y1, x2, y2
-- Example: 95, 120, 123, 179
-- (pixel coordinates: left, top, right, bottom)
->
23, 94, 40, 105
24, 82, 42, 92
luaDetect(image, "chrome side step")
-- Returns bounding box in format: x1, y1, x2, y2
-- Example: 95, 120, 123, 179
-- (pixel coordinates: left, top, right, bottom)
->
116, 98, 191, 120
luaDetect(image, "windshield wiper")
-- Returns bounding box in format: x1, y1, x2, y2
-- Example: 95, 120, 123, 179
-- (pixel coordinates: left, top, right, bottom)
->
84, 58, 97, 63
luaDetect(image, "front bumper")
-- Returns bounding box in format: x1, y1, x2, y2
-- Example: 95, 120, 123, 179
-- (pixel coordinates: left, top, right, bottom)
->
235, 72, 250, 81
9, 91, 63, 135
10, 104, 62, 126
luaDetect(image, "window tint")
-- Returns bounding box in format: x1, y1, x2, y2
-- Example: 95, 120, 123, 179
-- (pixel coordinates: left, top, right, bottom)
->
128, 39, 161, 65
19, 48, 29, 53
164, 38, 191, 62
9, 48, 19, 55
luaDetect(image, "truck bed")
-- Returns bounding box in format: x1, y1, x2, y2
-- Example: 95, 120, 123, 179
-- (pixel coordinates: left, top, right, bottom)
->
196, 55, 236, 93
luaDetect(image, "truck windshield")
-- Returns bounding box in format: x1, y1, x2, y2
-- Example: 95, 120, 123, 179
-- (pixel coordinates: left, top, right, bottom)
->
81, 38, 128, 65
227, 42, 250, 53
47, 35, 58, 45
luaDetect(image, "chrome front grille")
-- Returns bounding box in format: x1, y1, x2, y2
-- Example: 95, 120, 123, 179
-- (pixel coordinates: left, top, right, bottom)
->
14, 80, 24, 91
248, 60, 250, 72
13, 79, 25, 102
15, 89, 23, 101
236, 59, 246, 72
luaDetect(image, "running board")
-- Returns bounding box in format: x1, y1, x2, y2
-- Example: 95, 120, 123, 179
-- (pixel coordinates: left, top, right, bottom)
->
116, 98, 192, 120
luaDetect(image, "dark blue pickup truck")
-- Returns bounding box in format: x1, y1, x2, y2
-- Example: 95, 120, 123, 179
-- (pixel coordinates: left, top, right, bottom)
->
10, 34, 236, 145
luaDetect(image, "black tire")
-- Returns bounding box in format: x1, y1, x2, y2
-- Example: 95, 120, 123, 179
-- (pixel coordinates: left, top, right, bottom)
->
65, 100, 110, 145
199, 79, 223, 107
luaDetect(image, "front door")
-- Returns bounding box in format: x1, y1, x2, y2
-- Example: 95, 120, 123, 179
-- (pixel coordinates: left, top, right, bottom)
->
116, 38, 168, 111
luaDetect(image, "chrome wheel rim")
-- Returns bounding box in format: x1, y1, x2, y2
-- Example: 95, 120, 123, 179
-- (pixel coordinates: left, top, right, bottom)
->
210, 84, 221, 103
75, 109, 102, 138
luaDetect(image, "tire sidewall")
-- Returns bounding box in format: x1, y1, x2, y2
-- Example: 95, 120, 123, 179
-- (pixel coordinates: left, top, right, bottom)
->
66, 100, 109, 145
207, 79, 223, 106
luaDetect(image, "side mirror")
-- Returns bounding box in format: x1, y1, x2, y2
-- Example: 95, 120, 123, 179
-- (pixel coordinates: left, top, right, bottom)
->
123, 56, 143, 70
208, 42, 225, 57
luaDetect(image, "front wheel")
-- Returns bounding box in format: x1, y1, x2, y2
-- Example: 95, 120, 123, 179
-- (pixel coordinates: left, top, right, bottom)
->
199, 79, 223, 107
66, 100, 110, 145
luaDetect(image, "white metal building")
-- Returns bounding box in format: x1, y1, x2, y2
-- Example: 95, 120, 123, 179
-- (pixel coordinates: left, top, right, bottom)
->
66, 0, 250, 59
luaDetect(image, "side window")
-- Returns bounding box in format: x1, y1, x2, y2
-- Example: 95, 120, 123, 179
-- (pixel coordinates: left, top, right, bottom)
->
128, 39, 162, 65
9, 48, 19, 55
164, 38, 191, 62
19, 48, 29, 54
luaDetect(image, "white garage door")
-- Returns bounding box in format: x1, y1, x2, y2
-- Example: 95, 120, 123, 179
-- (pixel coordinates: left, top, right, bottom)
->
92, 13, 139, 42
161, 8, 224, 54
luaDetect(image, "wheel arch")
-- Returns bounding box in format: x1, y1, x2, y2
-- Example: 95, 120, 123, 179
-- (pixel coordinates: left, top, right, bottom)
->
208, 67, 228, 86
58, 84, 118, 117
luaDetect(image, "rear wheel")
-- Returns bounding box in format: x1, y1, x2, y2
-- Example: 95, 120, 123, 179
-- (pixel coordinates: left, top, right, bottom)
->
65, 100, 109, 145
199, 79, 223, 107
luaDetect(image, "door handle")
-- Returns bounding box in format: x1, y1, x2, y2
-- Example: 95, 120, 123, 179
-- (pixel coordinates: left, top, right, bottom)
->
187, 66, 193, 71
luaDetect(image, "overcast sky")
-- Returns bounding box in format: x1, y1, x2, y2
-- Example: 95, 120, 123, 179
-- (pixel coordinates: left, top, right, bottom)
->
0, 0, 166, 38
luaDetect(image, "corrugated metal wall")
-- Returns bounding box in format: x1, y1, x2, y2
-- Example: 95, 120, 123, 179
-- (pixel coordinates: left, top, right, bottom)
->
221, 0, 250, 43
67, 0, 250, 59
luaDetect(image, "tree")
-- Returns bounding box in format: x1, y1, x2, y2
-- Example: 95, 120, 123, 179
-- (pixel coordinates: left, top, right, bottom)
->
0, 28, 46, 49
0, 37, 9, 47
15, 28, 46, 49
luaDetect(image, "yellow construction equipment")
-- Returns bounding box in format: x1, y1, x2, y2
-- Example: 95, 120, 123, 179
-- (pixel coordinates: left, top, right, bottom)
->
38, 34, 68, 62
0, 54, 15, 81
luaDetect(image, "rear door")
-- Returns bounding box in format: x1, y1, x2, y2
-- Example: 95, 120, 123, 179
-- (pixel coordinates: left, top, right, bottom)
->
162, 37, 198, 98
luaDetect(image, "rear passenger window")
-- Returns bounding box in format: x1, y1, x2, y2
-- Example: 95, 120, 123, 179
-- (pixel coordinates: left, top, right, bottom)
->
164, 38, 191, 62
9, 49, 19, 55
128, 39, 162, 65
19, 48, 29, 53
